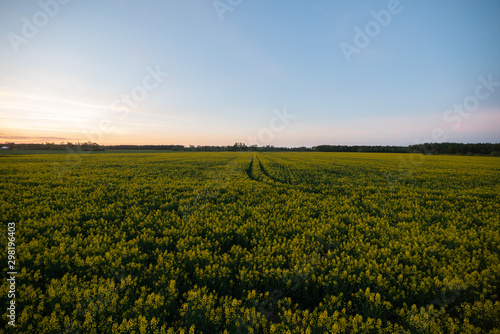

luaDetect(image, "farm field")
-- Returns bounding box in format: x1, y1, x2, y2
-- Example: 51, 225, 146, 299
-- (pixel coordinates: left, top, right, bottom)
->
1, 152, 499, 333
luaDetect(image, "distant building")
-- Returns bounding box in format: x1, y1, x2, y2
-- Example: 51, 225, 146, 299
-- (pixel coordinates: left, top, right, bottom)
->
1, 146, 10, 150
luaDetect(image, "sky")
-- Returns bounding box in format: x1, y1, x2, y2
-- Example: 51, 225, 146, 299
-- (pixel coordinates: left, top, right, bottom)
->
0, 0, 499, 147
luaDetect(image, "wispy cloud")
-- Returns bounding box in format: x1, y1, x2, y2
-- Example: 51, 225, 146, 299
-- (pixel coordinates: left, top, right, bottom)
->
0, 90, 111, 122
0, 135, 72, 142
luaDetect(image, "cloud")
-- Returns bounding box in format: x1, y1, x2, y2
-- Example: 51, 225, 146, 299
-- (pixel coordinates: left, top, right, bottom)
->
0, 135, 76, 143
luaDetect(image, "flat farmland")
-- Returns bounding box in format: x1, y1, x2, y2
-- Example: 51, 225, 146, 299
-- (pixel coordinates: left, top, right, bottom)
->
1, 152, 499, 333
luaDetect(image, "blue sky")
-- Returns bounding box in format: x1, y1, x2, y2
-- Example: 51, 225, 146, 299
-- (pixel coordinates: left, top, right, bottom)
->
1, 0, 499, 146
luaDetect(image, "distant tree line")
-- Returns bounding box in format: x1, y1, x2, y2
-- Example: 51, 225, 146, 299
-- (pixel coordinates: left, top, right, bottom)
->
408, 142, 500, 156
106, 144, 186, 151
314, 143, 500, 155
105, 143, 312, 152
2, 142, 104, 151
312, 145, 407, 153
3, 141, 500, 155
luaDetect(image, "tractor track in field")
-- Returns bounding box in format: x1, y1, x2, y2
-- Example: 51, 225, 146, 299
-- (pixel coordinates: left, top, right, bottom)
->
255, 155, 282, 183
245, 153, 327, 196
246, 154, 296, 186
246, 153, 282, 184
245, 153, 254, 180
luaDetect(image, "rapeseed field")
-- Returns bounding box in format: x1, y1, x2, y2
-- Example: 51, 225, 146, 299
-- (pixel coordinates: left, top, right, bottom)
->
1, 152, 498, 333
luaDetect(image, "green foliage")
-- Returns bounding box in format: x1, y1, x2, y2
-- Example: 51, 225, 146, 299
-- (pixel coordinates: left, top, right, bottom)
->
0, 152, 499, 333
